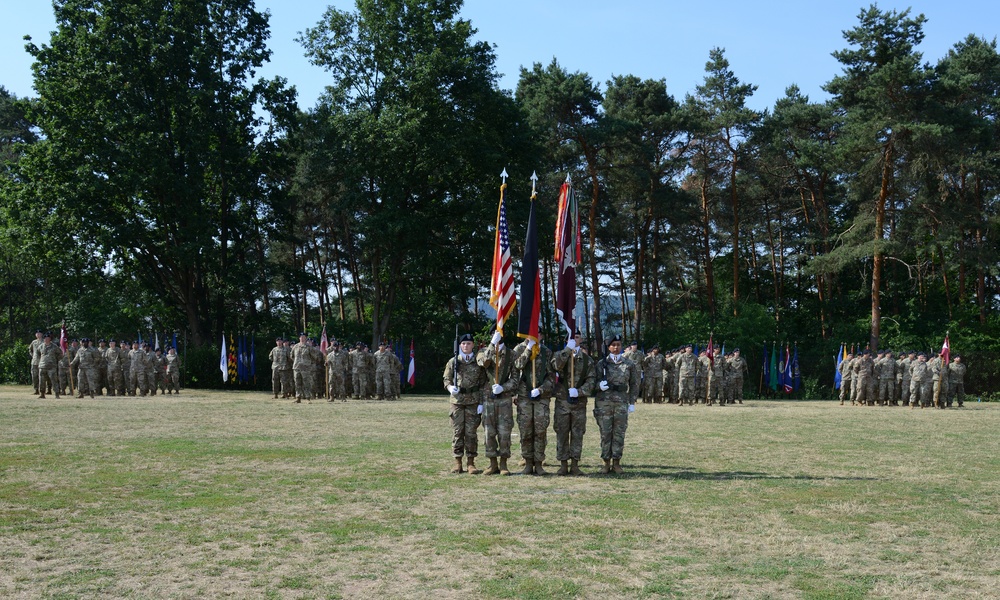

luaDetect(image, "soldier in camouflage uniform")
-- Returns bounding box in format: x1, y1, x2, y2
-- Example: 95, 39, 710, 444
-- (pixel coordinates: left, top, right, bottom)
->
662, 349, 675, 403
374, 342, 396, 400
838, 351, 854, 405
594, 336, 641, 474
143, 344, 158, 395
672, 345, 698, 405
291, 333, 313, 403
165, 347, 181, 394
105, 340, 125, 396
477, 332, 517, 475
550, 332, 596, 476
29, 329, 44, 395
909, 353, 933, 409
930, 350, 949, 409
897, 351, 913, 407
726, 348, 748, 404
151, 348, 166, 394
127, 342, 146, 396
443, 333, 487, 474
696, 350, 710, 404
512, 337, 555, 476
268, 337, 289, 398
351, 343, 366, 399
641, 345, 665, 404
326, 341, 349, 401
876, 350, 896, 406
58, 345, 70, 395
70, 338, 100, 398
706, 347, 726, 406
852, 350, 876, 406
34, 332, 63, 399
947, 355, 965, 407
623, 341, 645, 399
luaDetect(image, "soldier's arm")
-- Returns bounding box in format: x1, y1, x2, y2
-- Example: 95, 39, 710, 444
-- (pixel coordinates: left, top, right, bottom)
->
578, 357, 597, 396
628, 364, 641, 403
442, 359, 454, 391
536, 363, 556, 395
550, 347, 570, 371
476, 346, 495, 368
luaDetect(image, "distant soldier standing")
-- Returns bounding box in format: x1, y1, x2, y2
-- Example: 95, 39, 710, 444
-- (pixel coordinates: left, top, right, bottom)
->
105, 340, 125, 396
550, 331, 596, 476
165, 347, 181, 394
876, 350, 896, 406
673, 345, 698, 405
34, 332, 63, 399
641, 345, 665, 404
897, 351, 914, 407
707, 347, 725, 406
696, 349, 710, 404
71, 338, 99, 398
290, 333, 313, 403
930, 350, 949, 409
947, 355, 966, 407
268, 337, 290, 398
29, 329, 44, 395
477, 332, 517, 475
852, 350, 876, 406
374, 341, 396, 400
838, 351, 855, 405
909, 353, 933, 409
326, 341, 348, 401
443, 333, 487, 474
594, 336, 641, 474
726, 348, 748, 404
128, 341, 149, 396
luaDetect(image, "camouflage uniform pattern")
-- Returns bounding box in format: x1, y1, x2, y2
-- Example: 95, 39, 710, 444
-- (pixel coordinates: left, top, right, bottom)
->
852, 354, 876, 405
909, 359, 933, 408
478, 344, 517, 459
374, 347, 402, 400
838, 356, 854, 404
105, 343, 125, 396
34, 340, 63, 398
947, 360, 966, 407
291, 340, 314, 401
268, 342, 291, 398
551, 346, 596, 462
165, 350, 181, 393
673, 350, 699, 405
71, 344, 100, 398
326, 347, 349, 400
593, 354, 641, 460
512, 342, 555, 463
641, 352, 665, 403
726, 353, 748, 404
129, 345, 150, 396
443, 352, 487, 458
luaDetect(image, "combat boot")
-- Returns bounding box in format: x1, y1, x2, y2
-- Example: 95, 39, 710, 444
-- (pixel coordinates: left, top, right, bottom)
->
556, 460, 569, 476
521, 459, 533, 475
569, 459, 583, 476
533, 461, 547, 476
600, 459, 611, 474
612, 458, 624, 474
450, 457, 463, 474
466, 457, 482, 475
499, 457, 510, 476
39, 392, 46, 399
483, 457, 500, 475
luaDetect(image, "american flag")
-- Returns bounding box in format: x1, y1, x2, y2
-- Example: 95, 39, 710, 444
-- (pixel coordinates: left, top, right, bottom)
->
490, 182, 516, 331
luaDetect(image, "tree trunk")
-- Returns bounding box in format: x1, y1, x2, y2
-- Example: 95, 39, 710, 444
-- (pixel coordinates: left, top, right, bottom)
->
871, 140, 894, 352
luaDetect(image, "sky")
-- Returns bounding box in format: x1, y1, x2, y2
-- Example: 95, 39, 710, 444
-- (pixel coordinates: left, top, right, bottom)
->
3, 1, 1000, 113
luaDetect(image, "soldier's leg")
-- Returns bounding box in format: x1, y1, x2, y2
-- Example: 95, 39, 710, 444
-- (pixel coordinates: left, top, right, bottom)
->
569, 402, 587, 461
449, 404, 465, 458
901, 380, 910, 406
593, 401, 613, 461
956, 382, 965, 406
517, 402, 534, 459
533, 400, 550, 465
464, 404, 481, 458
32, 365, 40, 394
483, 399, 500, 458
553, 396, 571, 462
272, 370, 281, 397
611, 402, 629, 459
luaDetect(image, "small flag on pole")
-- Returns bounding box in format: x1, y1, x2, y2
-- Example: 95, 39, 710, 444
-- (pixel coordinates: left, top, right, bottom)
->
834, 343, 845, 390
940, 333, 950, 364
220, 331, 228, 382
407, 339, 416, 387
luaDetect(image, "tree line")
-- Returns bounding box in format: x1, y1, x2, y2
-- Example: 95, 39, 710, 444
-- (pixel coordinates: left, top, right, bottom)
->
1, 0, 998, 393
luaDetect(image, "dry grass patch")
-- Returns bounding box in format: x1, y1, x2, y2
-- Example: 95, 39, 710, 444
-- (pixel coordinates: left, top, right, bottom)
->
1, 386, 998, 598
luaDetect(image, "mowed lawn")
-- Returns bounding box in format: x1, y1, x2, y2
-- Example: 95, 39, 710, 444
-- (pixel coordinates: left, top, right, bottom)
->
1, 386, 998, 599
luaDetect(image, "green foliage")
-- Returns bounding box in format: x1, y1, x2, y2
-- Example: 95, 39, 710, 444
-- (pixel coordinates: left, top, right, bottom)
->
0, 340, 30, 384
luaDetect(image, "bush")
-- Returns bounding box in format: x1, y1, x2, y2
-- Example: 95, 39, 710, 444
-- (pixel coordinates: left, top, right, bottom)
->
0, 341, 31, 384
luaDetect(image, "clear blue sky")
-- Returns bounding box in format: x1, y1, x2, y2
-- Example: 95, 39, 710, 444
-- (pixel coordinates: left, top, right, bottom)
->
3, 1, 999, 112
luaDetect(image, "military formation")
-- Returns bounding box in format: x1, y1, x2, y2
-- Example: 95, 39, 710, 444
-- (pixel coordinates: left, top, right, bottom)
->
268, 335, 404, 403
837, 348, 967, 409
444, 333, 640, 476
624, 343, 750, 407
28, 329, 181, 399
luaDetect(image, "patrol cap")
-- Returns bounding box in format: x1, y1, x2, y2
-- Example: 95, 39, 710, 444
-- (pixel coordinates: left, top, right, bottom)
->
605, 334, 622, 347
917, 352, 927, 358
650, 343, 659, 350
953, 353, 961, 359
458, 333, 474, 343
298, 332, 307, 337
862, 349, 871, 355
35, 328, 44, 333
732, 347, 740, 353
43, 331, 52, 338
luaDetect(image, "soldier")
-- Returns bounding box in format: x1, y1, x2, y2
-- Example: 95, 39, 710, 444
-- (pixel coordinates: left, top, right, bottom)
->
641, 345, 665, 404
477, 331, 517, 475
67, 339, 80, 394
96, 339, 109, 395
325, 341, 347, 401
119, 340, 130, 394
351, 343, 365, 399
128, 341, 149, 396
29, 329, 44, 395
58, 343, 70, 395
443, 333, 487, 474
623, 341, 644, 397
909, 353, 933, 409
151, 347, 166, 394
34, 332, 63, 399
144, 344, 158, 395
672, 345, 698, 405
707, 347, 726, 406
105, 339, 125, 396
70, 338, 99, 398
511, 336, 555, 475
929, 350, 950, 409
550, 331, 596, 476
290, 333, 313, 403
268, 337, 289, 398
662, 349, 675, 403
948, 355, 966, 407
374, 341, 396, 400
726, 348, 748, 404
897, 351, 913, 407
852, 350, 876, 406
165, 347, 181, 394
876, 350, 896, 406
838, 351, 854, 405
594, 335, 641, 474
390, 347, 404, 400
696, 349, 710, 404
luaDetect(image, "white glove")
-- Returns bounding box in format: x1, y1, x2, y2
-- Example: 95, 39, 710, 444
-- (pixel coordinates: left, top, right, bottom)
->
490, 331, 502, 346
530, 388, 541, 398
599, 381, 610, 391
566, 338, 577, 350
568, 387, 579, 398
491, 384, 504, 395
477, 404, 483, 414
527, 339, 536, 349
628, 404, 636, 413
448, 385, 460, 395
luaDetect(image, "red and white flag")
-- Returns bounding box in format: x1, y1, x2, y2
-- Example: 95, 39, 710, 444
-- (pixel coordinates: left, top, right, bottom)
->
940, 334, 950, 364
59, 322, 67, 353
490, 175, 516, 332
407, 339, 416, 386
320, 325, 328, 355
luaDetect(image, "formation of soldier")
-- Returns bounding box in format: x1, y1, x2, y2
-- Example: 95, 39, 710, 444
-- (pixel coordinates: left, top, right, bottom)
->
443, 332, 640, 476
626, 343, 749, 407
28, 330, 181, 399
269, 335, 403, 403
837, 349, 967, 409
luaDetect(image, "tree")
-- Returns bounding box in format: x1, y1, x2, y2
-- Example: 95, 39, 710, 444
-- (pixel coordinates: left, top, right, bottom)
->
22, 0, 296, 345
297, 0, 524, 345
825, 5, 939, 350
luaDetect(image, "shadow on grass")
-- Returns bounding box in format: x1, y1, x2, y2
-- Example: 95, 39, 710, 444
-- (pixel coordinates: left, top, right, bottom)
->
612, 466, 882, 481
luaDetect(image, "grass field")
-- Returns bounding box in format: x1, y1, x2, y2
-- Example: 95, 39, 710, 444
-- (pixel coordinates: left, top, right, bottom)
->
1, 386, 998, 599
